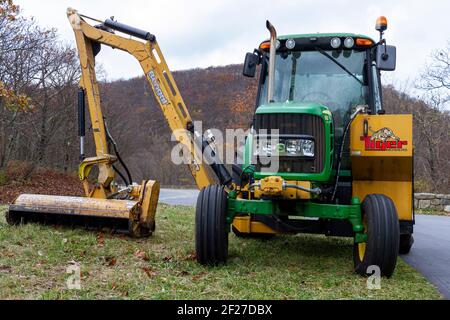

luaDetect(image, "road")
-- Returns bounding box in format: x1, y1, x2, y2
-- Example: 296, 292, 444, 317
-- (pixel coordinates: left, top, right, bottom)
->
401, 214, 450, 299
159, 188, 450, 299
159, 188, 199, 206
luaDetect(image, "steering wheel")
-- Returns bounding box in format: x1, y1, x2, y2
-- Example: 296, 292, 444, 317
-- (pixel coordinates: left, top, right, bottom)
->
300, 91, 333, 103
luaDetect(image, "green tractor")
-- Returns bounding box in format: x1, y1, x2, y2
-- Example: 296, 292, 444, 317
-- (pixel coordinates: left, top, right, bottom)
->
195, 17, 414, 277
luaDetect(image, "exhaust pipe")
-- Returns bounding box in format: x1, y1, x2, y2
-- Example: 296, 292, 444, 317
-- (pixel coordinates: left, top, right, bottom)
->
266, 20, 277, 103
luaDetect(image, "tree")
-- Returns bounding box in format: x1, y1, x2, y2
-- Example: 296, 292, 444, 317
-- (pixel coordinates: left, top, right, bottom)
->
413, 42, 450, 192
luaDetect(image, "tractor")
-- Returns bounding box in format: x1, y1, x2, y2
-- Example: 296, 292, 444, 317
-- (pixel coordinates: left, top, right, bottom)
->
196, 17, 413, 277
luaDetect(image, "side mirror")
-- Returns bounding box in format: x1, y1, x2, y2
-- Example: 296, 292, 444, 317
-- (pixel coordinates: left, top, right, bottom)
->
243, 52, 260, 77
376, 44, 396, 71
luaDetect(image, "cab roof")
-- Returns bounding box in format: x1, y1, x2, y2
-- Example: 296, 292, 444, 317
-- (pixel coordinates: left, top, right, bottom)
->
277, 33, 375, 42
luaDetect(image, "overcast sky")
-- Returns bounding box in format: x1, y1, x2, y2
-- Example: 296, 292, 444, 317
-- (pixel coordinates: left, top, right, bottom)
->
15, 0, 450, 90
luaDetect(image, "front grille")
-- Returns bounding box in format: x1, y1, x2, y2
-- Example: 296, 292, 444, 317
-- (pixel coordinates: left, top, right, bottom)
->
254, 113, 325, 173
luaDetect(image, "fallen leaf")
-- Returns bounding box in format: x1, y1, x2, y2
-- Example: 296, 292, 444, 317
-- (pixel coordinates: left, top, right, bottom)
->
134, 250, 150, 261
192, 272, 206, 281
141, 267, 157, 278
184, 251, 197, 261
104, 256, 116, 266
3, 251, 14, 258
97, 233, 105, 247
0, 265, 11, 273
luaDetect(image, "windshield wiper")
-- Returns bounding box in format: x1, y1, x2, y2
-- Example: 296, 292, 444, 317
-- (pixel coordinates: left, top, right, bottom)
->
315, 47, 363, 85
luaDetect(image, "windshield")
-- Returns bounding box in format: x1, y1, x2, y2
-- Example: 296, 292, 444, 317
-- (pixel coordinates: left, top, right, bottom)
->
259, 49, 369, 129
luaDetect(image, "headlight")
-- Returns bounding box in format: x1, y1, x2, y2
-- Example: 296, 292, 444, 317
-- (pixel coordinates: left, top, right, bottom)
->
254, 137, 315, 157
330, 37, 341, 49
344, 37, 354, 48
285, 139, 314, 157
285, 38, 296, 49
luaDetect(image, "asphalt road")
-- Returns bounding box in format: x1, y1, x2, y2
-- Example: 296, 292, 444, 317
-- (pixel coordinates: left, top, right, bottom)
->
159, 188, 450, 299
159, 188, 199, 206
401, 214, 450, 299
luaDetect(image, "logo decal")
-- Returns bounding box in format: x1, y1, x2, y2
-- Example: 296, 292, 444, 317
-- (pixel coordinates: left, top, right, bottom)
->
148, 70, 168, 105
361, 127, 408, 151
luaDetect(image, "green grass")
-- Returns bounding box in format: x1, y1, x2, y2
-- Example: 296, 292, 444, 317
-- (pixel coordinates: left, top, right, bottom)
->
0, 204, 442, 300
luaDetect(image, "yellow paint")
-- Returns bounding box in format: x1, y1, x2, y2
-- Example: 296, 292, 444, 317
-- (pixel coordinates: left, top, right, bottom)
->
353, 180, 413, 220
358, 242, 366, 261
350, 114, 413, 158
254, 178, 311, 199
350, 114, 413, 221
285, 180, 312, 200
138, 180, 160, 228
10, 194, 136, 219
232, 216, 277, 234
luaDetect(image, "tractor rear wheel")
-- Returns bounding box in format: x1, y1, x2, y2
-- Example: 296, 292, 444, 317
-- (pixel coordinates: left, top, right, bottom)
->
195, 185, 229, 265
353, 194, 400, 278
399, 233, 414, 254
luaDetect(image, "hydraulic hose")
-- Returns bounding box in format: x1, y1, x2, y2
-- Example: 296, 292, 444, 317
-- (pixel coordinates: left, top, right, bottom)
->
331, 106, 366, 202
104, 119, 133, 186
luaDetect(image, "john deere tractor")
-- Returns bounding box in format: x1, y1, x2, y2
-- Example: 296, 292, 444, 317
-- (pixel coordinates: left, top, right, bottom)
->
195, 17, 413, 277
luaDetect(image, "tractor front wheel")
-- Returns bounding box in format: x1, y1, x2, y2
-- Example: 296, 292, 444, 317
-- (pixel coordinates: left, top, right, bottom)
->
353, 194, 400, 278
195, 185, 229, 265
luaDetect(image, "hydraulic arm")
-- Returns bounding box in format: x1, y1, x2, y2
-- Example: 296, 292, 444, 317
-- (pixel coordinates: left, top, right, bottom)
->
7, 8, 232, 236
67, 8, 230, 189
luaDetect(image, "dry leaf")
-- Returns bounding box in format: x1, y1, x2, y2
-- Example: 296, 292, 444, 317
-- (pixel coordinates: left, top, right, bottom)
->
184, 252, 197, 261
141, 267, 157, 278
104, 256, 116, 266
97, 233, 105, 247
134, 249, 149, 261
192, 272, 206, 281
0, 265, 11, 273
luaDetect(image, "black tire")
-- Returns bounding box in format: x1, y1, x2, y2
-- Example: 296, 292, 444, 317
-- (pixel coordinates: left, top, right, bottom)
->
5, 210, 22, 225
195, 185, 229, 265
399, 233, 414, 254
353, 194, 400, 278
231, 225, 275, 240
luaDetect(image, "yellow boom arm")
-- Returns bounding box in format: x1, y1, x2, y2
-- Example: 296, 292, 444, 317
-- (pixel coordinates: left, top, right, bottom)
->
67, 8, 216, 191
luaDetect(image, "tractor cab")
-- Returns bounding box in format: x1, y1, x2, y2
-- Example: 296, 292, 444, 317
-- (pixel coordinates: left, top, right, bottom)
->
242, 18, 397, 189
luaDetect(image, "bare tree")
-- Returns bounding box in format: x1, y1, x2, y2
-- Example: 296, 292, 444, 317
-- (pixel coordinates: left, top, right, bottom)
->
413, 42, 450, 192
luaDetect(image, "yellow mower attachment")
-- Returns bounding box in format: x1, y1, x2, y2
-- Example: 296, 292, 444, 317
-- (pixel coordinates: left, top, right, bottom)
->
7, 180, 160, 237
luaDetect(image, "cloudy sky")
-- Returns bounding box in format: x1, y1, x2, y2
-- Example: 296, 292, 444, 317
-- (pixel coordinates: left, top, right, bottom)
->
15, 0, 450, 89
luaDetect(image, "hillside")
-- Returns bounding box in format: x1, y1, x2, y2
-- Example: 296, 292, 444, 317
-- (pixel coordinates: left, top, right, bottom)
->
2, 63, 449, 192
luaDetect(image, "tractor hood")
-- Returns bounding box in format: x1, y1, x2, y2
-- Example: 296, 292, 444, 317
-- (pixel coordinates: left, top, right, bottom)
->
255, 101, 331, 119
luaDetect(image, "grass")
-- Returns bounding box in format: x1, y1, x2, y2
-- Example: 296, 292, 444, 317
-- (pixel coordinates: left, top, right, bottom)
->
0, 204, 442, 300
